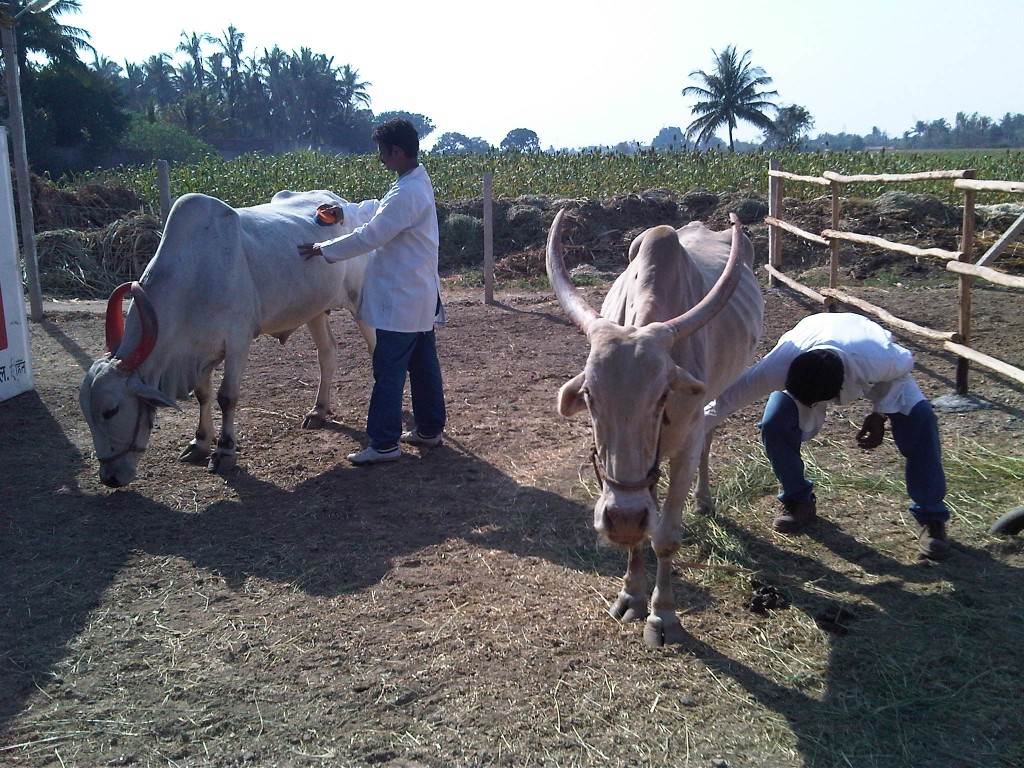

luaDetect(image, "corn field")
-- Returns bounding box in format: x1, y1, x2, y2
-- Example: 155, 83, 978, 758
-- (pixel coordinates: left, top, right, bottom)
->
74, 148, 1024, 211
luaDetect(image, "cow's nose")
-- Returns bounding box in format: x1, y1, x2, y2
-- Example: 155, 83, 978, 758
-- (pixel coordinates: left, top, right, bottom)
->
101, 474, 125, 488
601, 505, 649, 546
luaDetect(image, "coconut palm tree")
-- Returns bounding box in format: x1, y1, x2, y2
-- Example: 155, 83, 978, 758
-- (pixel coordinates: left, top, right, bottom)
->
216, 25, 245, 97
336, 63, 371, 123
1, 0, 91, 83
119, 61, 146, 109
177, 30, 214, 90
682, 45, 778, 151
256, 45, 292, 135
88, 52, 122, 81
763, 104, 814, 149
140, 53, 180, 113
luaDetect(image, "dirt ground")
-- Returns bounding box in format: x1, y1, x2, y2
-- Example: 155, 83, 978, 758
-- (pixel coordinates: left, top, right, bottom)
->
3, 271, 1024, 765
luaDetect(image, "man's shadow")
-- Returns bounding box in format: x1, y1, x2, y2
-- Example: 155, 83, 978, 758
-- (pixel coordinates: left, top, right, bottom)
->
671, 504, 1024, 767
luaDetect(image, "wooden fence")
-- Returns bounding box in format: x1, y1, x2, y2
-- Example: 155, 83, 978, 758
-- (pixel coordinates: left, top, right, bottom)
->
765, 158, 1024, 395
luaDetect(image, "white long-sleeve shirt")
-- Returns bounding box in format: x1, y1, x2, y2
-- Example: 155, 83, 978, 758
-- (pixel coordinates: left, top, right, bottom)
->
316, 164, 443, 333
705, 313, 925, 441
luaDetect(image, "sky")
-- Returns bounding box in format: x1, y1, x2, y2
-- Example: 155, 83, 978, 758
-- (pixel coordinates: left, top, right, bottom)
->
66, 0, 1024, 151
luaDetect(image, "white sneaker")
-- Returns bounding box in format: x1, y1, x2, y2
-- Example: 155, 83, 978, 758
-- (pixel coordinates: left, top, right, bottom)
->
347, 445, 401, 465
400, 430, 444, 448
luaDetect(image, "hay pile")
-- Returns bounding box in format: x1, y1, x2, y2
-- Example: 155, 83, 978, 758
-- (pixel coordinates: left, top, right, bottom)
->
34, 213, 161, 298
30, 174, 147, 230
28, 175, 161, 298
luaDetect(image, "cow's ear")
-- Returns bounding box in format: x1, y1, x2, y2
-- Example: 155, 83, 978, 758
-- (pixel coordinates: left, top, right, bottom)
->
558, 372, 587, 417
669, 366, 705, 397
129, 380, 181, 410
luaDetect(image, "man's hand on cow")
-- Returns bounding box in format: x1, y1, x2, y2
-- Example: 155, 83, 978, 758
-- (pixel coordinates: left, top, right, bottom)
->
298, 243, 322, 260
855, 412, 886, 450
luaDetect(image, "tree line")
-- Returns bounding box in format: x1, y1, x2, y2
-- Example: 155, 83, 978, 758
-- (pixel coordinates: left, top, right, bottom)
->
2, 3, 1021, 179
1, 1, 551, 174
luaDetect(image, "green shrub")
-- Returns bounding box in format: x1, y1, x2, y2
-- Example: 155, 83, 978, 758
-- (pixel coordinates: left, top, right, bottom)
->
120, 117, 218, 165
439, 213, 484, 269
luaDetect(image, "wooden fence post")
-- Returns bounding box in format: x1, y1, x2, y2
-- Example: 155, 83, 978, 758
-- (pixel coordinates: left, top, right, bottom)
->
956, 169, 977, 395
768, 158, 780, 286
483, 172, 494, 305
157, 160, 172, 225
829, 181, 840, 293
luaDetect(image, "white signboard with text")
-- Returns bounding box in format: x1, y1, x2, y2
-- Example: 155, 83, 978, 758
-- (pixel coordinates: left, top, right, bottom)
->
0, 127, 35, 401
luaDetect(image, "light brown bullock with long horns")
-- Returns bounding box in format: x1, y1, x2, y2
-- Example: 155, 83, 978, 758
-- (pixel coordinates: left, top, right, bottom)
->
547, 209, 764, 646
80, 190, 374, 488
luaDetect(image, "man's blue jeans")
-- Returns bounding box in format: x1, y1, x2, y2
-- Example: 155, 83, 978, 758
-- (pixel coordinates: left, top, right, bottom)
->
366, 329, 446, 450
759, 391, 948, 523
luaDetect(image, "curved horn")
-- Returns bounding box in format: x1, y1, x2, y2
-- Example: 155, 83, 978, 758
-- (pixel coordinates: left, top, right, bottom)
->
546, 208, 599, 333
115, 282, 159, 372
663, 213, 748, 341
105, 282, 133, 354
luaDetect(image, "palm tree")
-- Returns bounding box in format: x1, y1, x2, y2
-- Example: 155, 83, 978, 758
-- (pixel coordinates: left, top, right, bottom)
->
336, 63, 371, 123
119, 60, 146, 111
258, 45, 295, 134
217, 25, 245, 96
287, 47, 344, 144
2, 0, 92, 77
88, 52, 122, 81
763, 104, 814, 149
681, 45, 778, 151
140, 53, 180, 112
177, 30, 214, 90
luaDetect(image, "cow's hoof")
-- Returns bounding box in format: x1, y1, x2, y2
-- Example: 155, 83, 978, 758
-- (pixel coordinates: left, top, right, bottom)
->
610, 593, 648, 622
643, 615, 686, 647
301, 410, 332, 429
991, 506, 1024, 535
694, 497, 715, 516
178, 441, 210, 465
208, 451, 238, 476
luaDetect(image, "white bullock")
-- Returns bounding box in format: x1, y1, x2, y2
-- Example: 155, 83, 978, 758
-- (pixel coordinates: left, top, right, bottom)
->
547, 209, 764, 646
80, 190, 374, 488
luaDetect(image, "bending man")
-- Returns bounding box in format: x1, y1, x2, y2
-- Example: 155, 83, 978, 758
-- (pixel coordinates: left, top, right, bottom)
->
705, 312, 951, 560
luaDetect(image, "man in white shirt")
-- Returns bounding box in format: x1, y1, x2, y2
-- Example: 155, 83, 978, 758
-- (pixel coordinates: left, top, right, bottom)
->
299, 118, 446, 465
704, 312, 952, 560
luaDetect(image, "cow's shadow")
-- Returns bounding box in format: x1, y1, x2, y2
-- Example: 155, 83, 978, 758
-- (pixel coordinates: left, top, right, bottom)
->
0, 389, 605, 730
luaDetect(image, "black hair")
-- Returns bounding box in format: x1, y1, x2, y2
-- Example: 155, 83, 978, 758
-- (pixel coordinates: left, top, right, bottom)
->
785, 349, 844, 406
372, 118, 419, 158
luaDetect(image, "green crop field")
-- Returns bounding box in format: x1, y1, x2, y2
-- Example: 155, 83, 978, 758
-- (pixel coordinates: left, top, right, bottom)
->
75, 148, 1024, 211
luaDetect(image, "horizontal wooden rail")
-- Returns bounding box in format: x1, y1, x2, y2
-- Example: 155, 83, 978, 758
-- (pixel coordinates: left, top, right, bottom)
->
954, 178, 1024, 194
945, 260, 1024, 289
821, 229, 963, 260
765, 215, 830, 245
819, 288, 960, 342
823, 169, 973, 183
762, 264, 834, 306
768, 159, 1023, 397
944, 341, 1024, 386
768, 169, 831, 186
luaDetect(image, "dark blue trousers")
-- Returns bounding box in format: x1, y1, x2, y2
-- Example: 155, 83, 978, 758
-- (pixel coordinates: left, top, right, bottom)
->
366, 329, 446, 450
759, 391, 948, 523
